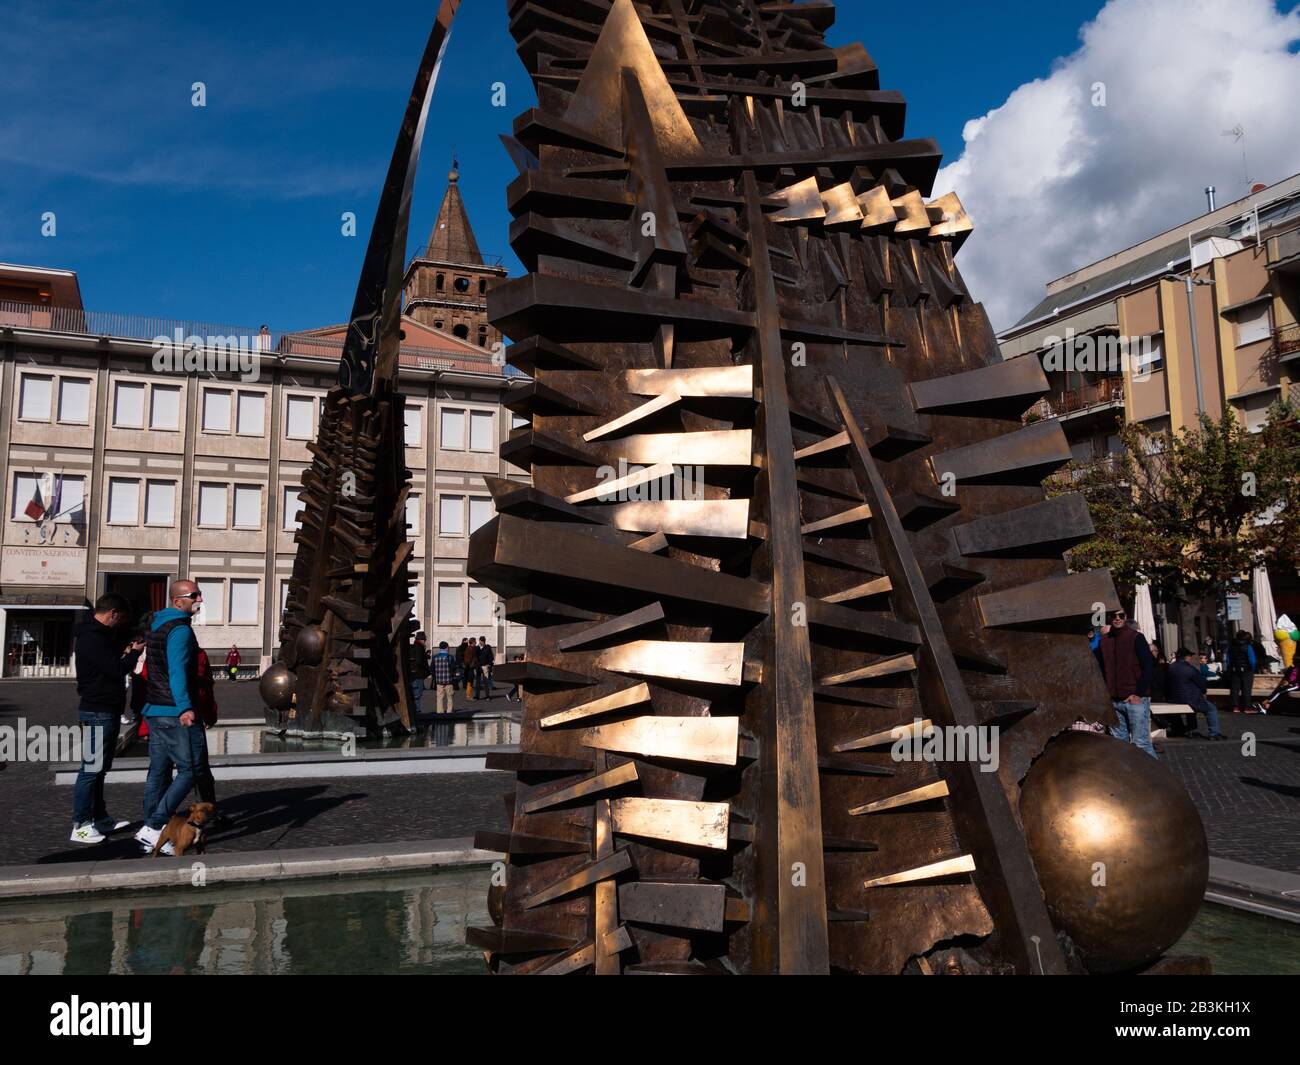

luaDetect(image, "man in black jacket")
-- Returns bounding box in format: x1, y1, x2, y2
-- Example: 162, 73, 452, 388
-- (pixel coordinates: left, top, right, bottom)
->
71, 593, 144, 843
1167, 646, 1225, 740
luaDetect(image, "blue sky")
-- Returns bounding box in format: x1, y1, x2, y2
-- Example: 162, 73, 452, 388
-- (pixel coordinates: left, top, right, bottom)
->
1, 0, 1281, 332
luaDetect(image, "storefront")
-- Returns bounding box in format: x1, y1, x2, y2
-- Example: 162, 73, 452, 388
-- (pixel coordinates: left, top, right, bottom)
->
0, 605, 82, 678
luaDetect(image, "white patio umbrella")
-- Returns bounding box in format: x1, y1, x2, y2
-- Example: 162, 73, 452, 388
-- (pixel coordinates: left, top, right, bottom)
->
1133, 583, 1158, 643
1253, 566, 1280, 669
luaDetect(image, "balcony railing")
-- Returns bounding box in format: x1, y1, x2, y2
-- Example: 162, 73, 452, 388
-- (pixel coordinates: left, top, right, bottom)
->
0, 300, 278, 348
1046, 452, 1126, 488
1269, 323, 1300, 360
0, 300, 522, 377
1025, 376, 1125, 423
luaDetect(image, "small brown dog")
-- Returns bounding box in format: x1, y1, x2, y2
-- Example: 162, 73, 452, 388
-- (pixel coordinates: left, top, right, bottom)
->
151, 802, 215, 857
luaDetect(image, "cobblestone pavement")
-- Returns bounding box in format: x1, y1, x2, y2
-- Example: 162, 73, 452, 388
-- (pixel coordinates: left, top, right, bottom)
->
3, 680, 1298, 873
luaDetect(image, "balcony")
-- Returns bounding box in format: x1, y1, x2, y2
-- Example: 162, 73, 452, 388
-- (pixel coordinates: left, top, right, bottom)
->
1024, 376, 1125, 423
1270, 323, 1300, 362
1045, 452, 1126, 489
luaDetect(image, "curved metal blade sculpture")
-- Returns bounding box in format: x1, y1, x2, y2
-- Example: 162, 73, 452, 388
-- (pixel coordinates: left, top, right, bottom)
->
466, 0, 1207, 974
261, 1, 461, 736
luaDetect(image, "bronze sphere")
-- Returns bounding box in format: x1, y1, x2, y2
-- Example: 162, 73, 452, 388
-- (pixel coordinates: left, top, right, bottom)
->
1020, 731, 1208, 974
296, 624, 328, 666
259, 663, 296, 711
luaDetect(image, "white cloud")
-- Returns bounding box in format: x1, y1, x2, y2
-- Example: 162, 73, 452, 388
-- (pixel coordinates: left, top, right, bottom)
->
934, 0, 1300, 331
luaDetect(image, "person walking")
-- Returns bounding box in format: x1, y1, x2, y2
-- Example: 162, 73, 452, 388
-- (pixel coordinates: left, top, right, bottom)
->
1098, 608, 1158, 758
432, 640, 456, 714
1227, 629, 1258, 714
1168, 646, 1225, 740
225, 645, 241, 683
476, 636, 495, 700
1256, 662, 1298, 713
462, 637, 479, 699
409, 631, 430, 712
133, 580, 204, 856
70, 593, 144, 844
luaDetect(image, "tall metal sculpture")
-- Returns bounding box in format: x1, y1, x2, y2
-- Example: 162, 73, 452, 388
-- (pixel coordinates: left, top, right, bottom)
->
466, 0, 1207, 974
260, 1, 461, 736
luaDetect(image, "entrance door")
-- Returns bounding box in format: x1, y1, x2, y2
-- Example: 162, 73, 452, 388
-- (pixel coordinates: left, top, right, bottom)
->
103, 573, 169, 625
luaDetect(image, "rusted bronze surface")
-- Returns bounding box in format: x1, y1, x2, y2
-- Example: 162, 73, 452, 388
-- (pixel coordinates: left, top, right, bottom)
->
460, 0, 1206, 974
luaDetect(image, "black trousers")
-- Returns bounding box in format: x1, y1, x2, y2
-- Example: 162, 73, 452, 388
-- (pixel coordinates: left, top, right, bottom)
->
1229, 671, 1255, 707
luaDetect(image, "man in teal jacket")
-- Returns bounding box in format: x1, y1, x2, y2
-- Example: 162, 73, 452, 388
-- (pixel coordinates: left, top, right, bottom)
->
133, 579, 204, 855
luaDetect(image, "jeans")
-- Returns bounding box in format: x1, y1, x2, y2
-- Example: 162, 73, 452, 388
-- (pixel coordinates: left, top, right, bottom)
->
189, 723, 216, 805
1110, 697, 1157, 758
142, 716, 196, 830
1196, 697, 1221, 737
475, 665, 492, 699
436, 683, 455, 714
411, 678, 425, 708
72, 711, 120, 825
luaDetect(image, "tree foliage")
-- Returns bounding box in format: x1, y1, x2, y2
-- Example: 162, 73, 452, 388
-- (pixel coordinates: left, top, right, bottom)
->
1050, 403, 1300, 603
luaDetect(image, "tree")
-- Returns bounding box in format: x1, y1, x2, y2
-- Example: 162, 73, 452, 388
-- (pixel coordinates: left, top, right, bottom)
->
1049, 403, 1300, 641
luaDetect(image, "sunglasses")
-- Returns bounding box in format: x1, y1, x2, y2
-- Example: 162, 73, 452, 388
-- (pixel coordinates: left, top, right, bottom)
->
1111, 613, 1126, 620
176, 592, 203, 600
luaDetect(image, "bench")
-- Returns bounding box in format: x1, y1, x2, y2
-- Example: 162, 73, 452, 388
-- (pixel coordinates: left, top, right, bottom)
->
1149, 702, 1194, 717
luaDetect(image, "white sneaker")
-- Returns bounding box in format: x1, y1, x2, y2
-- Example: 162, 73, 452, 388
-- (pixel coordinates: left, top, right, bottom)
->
70, 822, 105, 844
93, 816, 130, 835
158, 841, 175, 856
134, 825, 161, 853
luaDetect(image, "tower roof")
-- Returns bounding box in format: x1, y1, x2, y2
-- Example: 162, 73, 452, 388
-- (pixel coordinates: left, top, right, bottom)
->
422, 166, 483, 266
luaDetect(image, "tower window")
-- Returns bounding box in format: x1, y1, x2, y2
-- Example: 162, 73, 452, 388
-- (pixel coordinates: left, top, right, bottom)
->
478, 279, 487, 295
478, 326, 488, 348
436, 273, 444, 291
434, 320, 444, 330
454, 276, 470, 293
453, 324, 469, 340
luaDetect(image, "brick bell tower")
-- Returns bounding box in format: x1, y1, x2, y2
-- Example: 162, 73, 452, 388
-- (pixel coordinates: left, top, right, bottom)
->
402, 163, 508, 351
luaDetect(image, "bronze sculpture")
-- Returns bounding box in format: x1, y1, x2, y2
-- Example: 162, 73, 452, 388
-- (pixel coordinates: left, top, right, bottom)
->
261, 0, 461, 736
466, 0, 1207, 974
263, 0, 1210, 972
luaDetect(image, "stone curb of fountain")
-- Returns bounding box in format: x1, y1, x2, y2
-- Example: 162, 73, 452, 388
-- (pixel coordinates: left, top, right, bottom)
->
1207, 856, 1300, 924
0, 838, 505, 900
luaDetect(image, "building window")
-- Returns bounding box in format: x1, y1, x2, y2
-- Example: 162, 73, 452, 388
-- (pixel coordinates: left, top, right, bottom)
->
1131, 335, 1163, 374
198, 483, 227, 527
232, 485, 262, 529
55, 477, 86, 523
58, 378, 91, 424
280, 579, 291, 615
440, 408, 466, 449
478, 326, 488, 348
107, 478, 140, 525
453, 324, 470, 340
229, 579, 259, 625
112, 381, 146, 428
283, 487, 303, 531
405, 494, 421, 536
150, 385, 181, 431
434, 319, 444, 330
468, 496, 493, 534
1234, 303, 1272, 347
468, 585, 493, 626
197, 579, 224, 625
437, 582, 464, 625
145, 480, 176, 526
439, 495, 464, 536
454, 276, 470, 293
202, 389, 232, 433
1236, 391, 1276, 434
17, 374, 52, 421
478, 279, 487, 295
404, 405, 422, 448
285, 395, 315, 440
236, 391, 266, 436
469, 410, 494, 451
436, 273, 445, 291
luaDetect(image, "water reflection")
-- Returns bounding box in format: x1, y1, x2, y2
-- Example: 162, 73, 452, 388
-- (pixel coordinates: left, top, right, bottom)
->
204, 715, 521, 755
0, 868, 492, 975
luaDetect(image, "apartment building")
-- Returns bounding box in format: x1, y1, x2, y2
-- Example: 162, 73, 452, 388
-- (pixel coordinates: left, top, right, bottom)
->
998, 172, 1300, 640
0, 180, 529, 677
